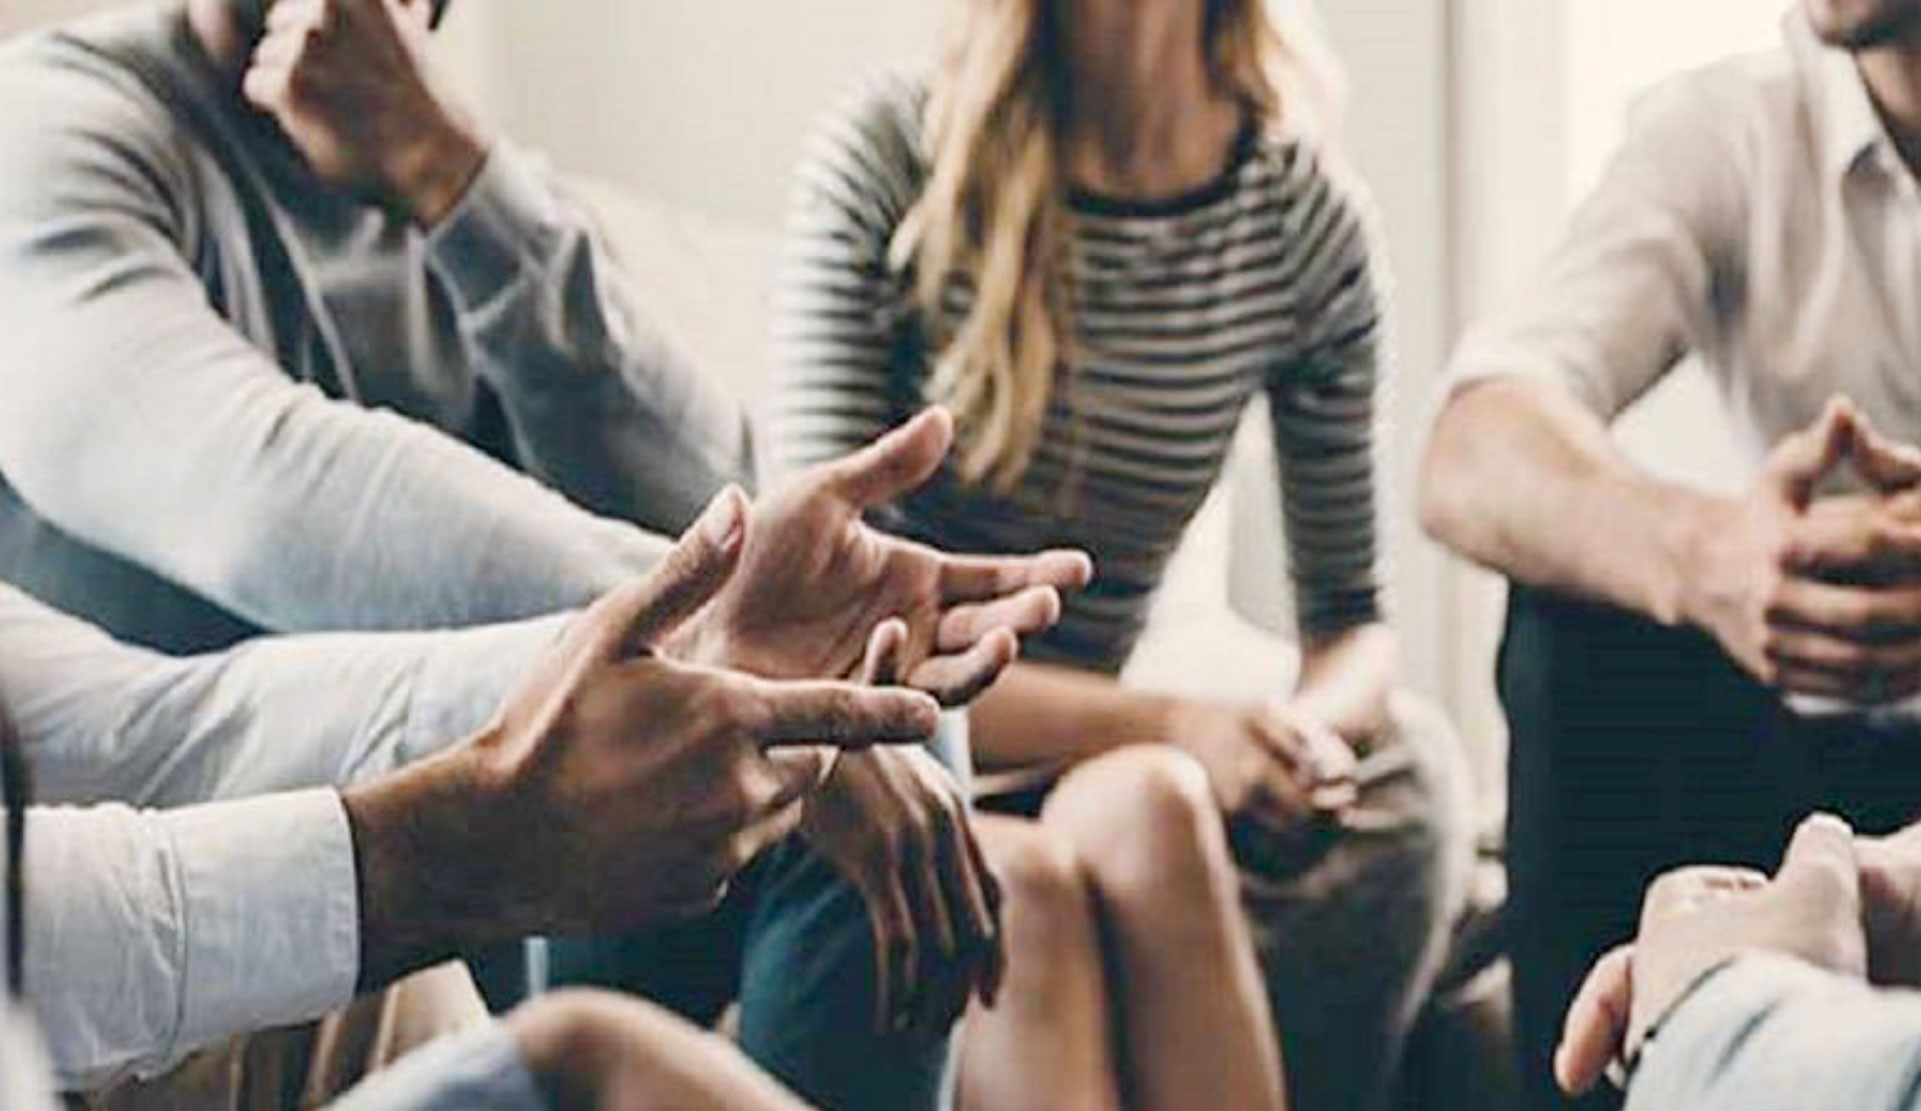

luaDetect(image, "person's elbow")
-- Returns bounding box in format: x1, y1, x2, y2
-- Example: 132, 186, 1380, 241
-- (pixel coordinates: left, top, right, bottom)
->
1417, 386, 1490, 553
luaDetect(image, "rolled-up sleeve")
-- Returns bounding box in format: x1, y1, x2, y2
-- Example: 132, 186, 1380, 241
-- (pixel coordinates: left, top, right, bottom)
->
23, 790, 358, 1090
1443, 73, 1750, 420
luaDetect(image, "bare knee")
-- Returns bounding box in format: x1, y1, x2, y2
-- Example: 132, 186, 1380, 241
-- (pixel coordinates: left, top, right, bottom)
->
982, 819, 1099, 954
1044, 745, 1231, 903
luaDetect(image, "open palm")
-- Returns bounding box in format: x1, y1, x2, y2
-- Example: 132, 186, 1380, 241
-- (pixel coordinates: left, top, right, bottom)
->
684, 409, 1092, 704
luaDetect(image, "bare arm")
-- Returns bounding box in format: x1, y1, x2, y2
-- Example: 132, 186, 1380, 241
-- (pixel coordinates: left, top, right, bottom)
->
1421, 377, 1732, 627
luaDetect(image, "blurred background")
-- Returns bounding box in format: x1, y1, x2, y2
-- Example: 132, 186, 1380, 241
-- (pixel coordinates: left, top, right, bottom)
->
0, 0, 1786, 846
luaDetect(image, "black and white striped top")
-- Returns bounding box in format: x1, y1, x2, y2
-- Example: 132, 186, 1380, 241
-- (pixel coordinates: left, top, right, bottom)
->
773, 72, 1387, 676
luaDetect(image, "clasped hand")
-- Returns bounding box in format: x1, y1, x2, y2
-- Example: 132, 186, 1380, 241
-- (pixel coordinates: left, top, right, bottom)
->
1691, 397, 1921, 705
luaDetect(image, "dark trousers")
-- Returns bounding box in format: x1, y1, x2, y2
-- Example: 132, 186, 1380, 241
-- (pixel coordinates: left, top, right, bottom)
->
1500, 585, 1921, 1111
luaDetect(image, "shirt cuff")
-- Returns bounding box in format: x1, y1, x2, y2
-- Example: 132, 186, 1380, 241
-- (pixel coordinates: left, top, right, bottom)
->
402, 614, 574, 765
1433, 329, 1621, 423
328, 1022, 543, 1111
165, 789, 359, 1059
425, 144, 559, 312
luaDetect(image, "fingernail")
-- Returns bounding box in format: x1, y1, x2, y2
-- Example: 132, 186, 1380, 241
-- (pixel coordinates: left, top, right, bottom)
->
701, 485, 746, 552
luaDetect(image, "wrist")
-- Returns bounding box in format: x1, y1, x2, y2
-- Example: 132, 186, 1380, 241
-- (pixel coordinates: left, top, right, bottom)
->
1669, 492, 1747, 631
384, 117, 488, 229
340, 741, 507, 989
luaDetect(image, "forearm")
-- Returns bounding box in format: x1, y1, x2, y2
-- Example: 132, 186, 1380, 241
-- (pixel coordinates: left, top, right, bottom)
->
1290, 622, 1394, 742
968, 662, 1178, 771
0, 582, 566, 808
339, 747, 517, 992
1421, 377, 1729, 626
1628, 955, 1921, 1111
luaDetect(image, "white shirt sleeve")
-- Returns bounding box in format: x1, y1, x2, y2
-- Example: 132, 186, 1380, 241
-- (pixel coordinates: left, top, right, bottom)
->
0, 583, 566, 807
0, 585, 569, 1088
22, 791, 358, 1090
1442, 71, 1751, 419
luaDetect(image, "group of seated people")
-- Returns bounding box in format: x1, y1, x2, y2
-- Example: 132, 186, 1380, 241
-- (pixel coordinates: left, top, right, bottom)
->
2, 0, 1921, 1108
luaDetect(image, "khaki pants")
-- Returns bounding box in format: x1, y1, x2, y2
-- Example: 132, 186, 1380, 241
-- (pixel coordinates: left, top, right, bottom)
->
79, 963, 488, 1111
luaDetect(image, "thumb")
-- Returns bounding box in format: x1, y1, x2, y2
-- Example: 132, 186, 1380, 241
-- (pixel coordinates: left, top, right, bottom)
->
590, 485, 748, 658
1776, 812, 1860, 911
821, 408, 954, 508
1764, 400, 1853, 509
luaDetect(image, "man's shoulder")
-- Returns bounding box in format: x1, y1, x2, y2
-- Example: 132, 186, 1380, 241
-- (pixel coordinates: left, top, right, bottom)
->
0, 9, 198, 210
1623, 47, 1807, 164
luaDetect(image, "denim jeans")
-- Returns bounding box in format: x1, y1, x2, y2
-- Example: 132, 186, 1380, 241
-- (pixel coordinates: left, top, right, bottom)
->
542, 715, 973, 1111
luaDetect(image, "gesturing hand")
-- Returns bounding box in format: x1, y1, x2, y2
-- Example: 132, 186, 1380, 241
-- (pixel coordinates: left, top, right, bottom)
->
1554, 814, 1868, 1098
241, 0, 487, 226
676, 408, 1093, 705
342, 490, 943, 987
797, 619, 1005, 1039
1166, 699, 1358, 834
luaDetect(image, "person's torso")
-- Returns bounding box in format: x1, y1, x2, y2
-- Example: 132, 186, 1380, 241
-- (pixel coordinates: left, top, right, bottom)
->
827, 78, 1363, 674
0, 7, 510, 652
1692, 20, 1921, 465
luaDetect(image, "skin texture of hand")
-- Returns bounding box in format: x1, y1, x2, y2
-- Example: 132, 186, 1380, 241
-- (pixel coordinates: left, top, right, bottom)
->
674, 408, 1094, 705
240, 0, 487, 226
1687, 398, 1921, 703
1165, 698, 1358, 834
510, 990, 812, 1111
1554, 814, 1869, 1098
341, 489, 943, 989
796, 619, 1005, 1039
1857, 821, 1921, 986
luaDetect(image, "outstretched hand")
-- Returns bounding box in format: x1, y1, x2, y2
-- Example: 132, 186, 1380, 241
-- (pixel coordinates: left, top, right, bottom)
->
673, 408, 1093, 705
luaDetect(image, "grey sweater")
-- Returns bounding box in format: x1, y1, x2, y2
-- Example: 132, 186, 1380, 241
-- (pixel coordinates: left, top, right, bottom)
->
0, 4, 750, 651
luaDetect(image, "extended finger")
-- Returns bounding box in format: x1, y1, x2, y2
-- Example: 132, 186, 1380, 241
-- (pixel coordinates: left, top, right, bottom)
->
1555, 945, 1635, 1097
822, 408, 954, 509
907, 629, 1020, 707
743, 679, 940, 749
598, 486, 748, 657
946, 806, 1002, 997
939, 549, 1094, 603
865, 880, 916, 1034
861, 618, 910, 687
936, 587, 1061, 651
265, 0, 322, 31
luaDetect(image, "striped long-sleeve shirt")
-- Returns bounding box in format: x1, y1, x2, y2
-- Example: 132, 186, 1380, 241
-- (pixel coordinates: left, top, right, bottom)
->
774, 72, 1388, 676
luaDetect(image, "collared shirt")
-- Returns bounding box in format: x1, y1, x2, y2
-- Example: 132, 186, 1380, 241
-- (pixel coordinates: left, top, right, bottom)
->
0, 583, 564, 1091
1447, 11, 1921, 464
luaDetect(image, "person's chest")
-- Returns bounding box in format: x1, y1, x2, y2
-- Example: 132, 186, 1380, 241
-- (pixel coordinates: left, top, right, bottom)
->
1716, 145, 1921, 458
910, 206, 1304, 577
178, 142, 489, 439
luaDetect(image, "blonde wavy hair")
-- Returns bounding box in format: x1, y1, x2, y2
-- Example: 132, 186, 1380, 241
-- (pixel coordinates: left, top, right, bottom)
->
889, 0, 1341, 490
